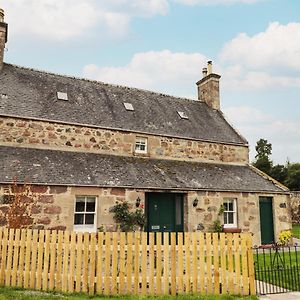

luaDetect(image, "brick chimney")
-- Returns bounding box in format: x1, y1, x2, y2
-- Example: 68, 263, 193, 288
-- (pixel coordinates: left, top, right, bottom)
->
0, 8, 8, 72
196, 61, 221, 110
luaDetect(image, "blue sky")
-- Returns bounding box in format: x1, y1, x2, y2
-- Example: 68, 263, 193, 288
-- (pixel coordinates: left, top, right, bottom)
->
1, 0, 300, 164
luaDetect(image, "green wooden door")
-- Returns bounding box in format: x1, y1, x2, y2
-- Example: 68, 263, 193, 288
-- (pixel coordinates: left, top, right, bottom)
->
147, 193, 183, 232
259, 197, 275, 245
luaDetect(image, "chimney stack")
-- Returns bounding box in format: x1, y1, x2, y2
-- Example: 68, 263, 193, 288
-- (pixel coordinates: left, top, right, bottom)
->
0, 8, 8, 72
196, 61, 221, 110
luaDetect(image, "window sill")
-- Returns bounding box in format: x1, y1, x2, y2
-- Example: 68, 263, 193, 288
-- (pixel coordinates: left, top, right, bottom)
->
133, 152, 150, 157
223, 227, 241, 233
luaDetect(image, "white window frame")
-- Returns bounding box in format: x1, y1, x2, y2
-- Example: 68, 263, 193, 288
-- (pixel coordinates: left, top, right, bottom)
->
74, 196, 97, 232
223, 198, 237, 229
135, 137, 148, 154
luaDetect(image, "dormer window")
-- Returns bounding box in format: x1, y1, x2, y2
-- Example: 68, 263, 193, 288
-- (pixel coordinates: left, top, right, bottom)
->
135, 137, 147, 154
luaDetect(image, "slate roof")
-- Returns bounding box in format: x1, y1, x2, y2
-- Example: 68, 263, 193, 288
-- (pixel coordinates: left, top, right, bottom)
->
0, 146, 284, 193
0, 63, 247, 145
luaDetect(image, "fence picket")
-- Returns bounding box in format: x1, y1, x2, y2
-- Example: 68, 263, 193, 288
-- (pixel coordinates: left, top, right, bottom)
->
96, 232, 103, 295
17, 229, 26, 288
126, 232, 133, 294
49, 230, 57, 290
233, 234, 241, 295
82, 232, 89, 293
62, 231, 70, 293
42, 230, 51, 291
206, 233, 212, 294
192, 232, 198, 293
141, 232, 147, 295
56, 230, 64, 291
149, 233, 154, 295
111, 232, 118, 295
119, 232, 125, 294
35, 230, 45, 290
228, 233, 234, 294
75, 232, 83, 293
133, 232, 140, 295
156, 232, 162, 295
11, 229, 21, 287
219, 233, 227, 294
163, 233, 169, 295
29, 230, 38, 290
241, 234, 249, 295
88, 232, 96, 295
177, 232, 183, 294
213, 233, 220, 295
68, 232, 76, 293
185, 232, 191, 293
199, 233, 205, 294
246, 234, 256, 296
104, 232, 111, 295
171, 233, 176, 296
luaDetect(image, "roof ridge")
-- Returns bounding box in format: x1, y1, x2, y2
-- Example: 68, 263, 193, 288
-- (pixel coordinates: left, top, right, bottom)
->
5, 62, 198, 104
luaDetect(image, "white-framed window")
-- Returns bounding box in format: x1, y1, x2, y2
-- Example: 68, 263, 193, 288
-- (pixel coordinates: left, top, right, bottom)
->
135, 137, 147, 154
223, 198, 237, 228
74, 196, 97, 232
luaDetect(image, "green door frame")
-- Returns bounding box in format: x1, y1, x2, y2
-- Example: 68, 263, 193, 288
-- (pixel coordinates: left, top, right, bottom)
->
145, 192, 184, 233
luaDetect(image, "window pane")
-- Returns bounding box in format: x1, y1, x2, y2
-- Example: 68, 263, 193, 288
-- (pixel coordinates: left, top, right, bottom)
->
224, 213, 228, 224
85, 214, 95, 225
86, 200, 95, 212
228, 201, 233, 212
75, 200, 85, 212
224, 202, 229, 211
228, 212, 234, 224
74, 214, 84, 225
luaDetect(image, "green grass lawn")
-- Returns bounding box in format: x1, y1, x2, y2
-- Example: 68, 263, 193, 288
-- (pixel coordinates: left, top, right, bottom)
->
254, 250, 300, 291
292, 224, 300, 239
0, 287, 258, 300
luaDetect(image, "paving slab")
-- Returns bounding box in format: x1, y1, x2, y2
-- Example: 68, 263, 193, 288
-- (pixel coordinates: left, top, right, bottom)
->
259, 292, 300, 300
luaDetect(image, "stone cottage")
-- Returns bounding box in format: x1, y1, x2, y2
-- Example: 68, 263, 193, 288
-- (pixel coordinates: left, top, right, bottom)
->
0, 9, 291, 245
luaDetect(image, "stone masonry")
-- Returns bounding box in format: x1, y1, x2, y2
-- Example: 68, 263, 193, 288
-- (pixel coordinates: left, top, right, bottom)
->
0, 184, 291, 245
0, 116, 249, 164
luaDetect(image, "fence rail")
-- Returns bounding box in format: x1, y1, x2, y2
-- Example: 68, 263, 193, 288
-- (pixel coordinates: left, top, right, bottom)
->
0, 228, 256, 296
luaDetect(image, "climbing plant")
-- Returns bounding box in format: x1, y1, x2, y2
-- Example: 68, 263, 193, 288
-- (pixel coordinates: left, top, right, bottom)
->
111, 202, 146, 232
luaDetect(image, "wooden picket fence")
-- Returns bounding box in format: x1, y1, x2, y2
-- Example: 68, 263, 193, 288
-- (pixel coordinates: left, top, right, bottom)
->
0, 228, 256, 296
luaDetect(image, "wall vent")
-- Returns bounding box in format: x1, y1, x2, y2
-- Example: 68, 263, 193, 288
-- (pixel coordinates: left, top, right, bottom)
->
177, 111, 189, 119
124, 102, 134, 111
57, 92, 68, 101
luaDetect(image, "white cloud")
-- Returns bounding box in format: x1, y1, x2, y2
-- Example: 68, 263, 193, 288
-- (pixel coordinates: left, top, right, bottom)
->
83, 49, 207, 97
224, 106, 300, 163
174, 0, 260, 5
219, 22, 300, 91
0, 0, 169, 41
220, 22, 300, 70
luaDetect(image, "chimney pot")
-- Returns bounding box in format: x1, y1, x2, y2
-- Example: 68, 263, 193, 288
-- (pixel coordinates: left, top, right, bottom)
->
207, 60, 213, 75
202, 67, 208, 78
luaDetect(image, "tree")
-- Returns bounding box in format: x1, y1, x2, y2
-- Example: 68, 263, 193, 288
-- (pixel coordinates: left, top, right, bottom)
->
253, 138, 273, 175
285, 163, 300, 191
270, 164, 288, 184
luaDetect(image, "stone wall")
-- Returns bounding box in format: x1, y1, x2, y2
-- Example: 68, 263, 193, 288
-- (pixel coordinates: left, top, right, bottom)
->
186, 191, 291, 246
291, 192, 300, 223
0, 184, 291, 246
0, 116, 249, 164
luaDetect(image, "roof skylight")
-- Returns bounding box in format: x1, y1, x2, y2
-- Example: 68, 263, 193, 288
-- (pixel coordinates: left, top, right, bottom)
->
57, 92, 68, 101
124, 102, 134, 111
177, 111, 189, 119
